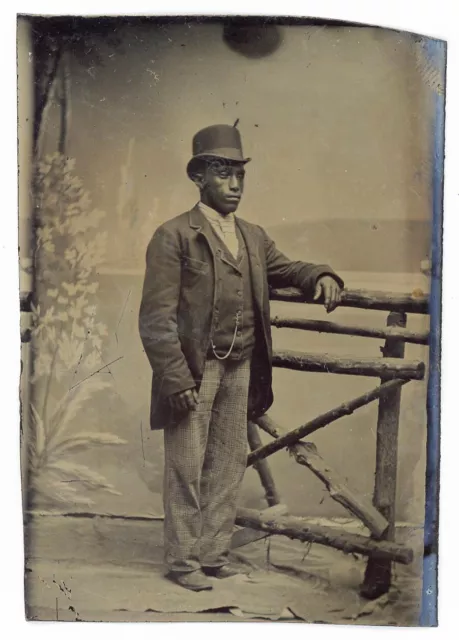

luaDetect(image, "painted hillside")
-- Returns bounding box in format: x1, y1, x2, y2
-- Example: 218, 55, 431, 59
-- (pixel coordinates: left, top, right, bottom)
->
265, 219, 432, 274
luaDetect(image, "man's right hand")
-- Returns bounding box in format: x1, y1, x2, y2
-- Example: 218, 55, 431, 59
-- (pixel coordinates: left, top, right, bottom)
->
168, 388, 199, 412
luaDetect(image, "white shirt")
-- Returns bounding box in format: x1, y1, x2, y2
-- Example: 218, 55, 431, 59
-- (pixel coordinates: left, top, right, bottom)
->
198, 202, 239, 260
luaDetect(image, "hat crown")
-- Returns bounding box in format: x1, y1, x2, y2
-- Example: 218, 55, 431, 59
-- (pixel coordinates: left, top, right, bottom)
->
192, 124, 244, 159
187, 124, 250, 177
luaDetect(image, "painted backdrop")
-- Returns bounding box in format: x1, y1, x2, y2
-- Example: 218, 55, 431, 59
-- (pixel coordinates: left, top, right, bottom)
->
22, 20, 438, 528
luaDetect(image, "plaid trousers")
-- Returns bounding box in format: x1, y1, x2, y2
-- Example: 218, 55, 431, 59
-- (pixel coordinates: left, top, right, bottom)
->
163, 357, 251, 573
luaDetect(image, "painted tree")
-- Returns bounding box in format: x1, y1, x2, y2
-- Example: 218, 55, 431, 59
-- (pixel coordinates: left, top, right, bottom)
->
31, 16, 124, 157
26, 17, 145, 510
29, 153, 128, 510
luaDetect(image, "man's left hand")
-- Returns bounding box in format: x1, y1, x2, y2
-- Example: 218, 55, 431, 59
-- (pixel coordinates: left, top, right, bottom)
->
313, 276, 342, 313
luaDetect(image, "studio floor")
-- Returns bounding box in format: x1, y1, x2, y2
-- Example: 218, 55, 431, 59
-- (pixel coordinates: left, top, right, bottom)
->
24, 512, 424, 625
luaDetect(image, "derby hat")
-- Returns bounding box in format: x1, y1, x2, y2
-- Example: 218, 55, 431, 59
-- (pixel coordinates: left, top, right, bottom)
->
186, 124, 251, 177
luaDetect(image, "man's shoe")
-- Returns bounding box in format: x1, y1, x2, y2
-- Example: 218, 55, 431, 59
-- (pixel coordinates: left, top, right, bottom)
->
202, 565, 244, 579
167, 569, 213, 591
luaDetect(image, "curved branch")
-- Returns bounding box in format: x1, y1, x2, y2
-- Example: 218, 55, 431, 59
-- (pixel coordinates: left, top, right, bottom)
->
34, 46, 63, 158
58, 50, 71, 155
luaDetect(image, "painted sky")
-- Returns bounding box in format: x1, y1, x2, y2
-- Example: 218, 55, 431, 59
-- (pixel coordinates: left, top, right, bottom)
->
41, 22, 434, 229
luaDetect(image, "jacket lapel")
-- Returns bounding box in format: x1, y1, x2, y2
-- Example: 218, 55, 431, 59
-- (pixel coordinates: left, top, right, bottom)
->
189, 207, 264, 311
188, 204, 207, 232
188, 206, 219, 311
235, 217, 264, 311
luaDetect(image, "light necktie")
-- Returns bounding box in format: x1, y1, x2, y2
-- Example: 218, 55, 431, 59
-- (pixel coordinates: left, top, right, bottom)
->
218, 216, 239, 260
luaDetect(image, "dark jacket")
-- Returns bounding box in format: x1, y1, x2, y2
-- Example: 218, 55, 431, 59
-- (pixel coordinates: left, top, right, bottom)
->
139, 206, 342, 430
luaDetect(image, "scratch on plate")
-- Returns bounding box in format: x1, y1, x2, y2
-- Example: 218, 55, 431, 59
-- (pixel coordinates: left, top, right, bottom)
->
115, 289, 132, 345
68, 356, 124, 390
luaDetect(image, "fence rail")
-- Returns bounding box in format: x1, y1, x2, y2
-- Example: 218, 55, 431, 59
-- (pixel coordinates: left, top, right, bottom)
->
270, 286, 429, 314
272, 316, 429, 345
247, 378, 408, 466
238, 286, 429, 600
235, 507, 414, 565
272, 350, 425, 379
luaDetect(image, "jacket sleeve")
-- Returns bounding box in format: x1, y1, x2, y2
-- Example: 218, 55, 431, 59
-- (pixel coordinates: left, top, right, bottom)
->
138, 226, 196, 399
260, 227, 344, 295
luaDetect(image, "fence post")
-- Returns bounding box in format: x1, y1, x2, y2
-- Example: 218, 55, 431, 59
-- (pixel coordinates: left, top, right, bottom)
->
247, 421, 281, 507
361, 310, 407, 599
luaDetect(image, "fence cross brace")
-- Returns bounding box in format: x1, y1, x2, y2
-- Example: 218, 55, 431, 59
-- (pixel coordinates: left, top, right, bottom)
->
247, 378, 409, 466
254, 415, 388, 538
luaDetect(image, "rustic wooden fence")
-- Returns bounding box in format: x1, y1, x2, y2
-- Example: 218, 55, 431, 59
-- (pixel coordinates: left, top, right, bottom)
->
233, 285, 429, 600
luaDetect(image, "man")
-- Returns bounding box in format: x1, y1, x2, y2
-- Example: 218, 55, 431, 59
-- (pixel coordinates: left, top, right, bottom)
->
139, 124, 344, 592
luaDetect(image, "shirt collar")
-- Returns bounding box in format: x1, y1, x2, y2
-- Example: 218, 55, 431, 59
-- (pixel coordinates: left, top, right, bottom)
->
198, 202, 235, 228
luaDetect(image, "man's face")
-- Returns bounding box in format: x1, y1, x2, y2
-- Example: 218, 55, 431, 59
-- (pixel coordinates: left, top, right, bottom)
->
195, 160, 246, 215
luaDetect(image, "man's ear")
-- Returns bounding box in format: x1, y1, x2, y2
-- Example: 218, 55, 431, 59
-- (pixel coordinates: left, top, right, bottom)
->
190, 171, 206, 190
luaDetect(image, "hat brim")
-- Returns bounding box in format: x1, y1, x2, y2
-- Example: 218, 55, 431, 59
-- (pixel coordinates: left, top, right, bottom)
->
187, 152, 251, 177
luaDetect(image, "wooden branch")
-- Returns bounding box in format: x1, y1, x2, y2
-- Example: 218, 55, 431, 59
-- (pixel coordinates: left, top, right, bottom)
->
235, 507, 413, 565
256, 414, 281, 439
273, 349, 425, 380
362, 311, 407, 599
255, 415, 388, 538
291, 442, 388, 538
271, 316, 429, 346
247, 379, 409, 466
270, 287, 429, 315
247, 421, 281, 507
231, 503, 288, 549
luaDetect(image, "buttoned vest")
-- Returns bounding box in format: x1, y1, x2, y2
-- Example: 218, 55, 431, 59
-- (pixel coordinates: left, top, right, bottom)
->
206, 224, 256, 360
